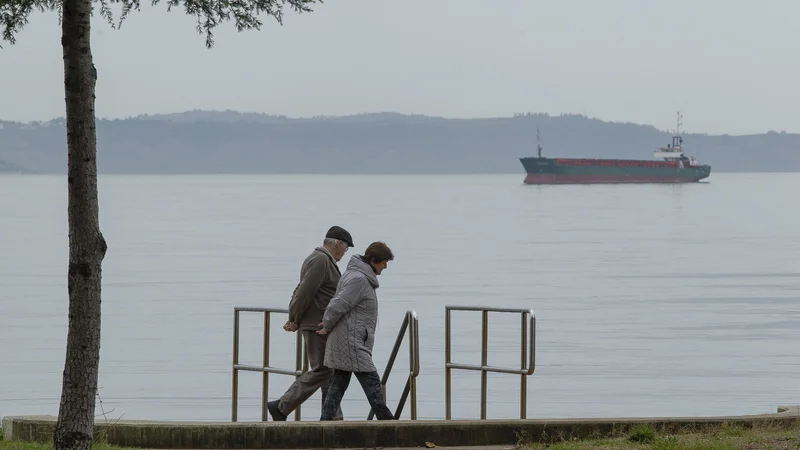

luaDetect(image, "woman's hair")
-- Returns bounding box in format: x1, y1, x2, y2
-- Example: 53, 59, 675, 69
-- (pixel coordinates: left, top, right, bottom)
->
364, 241, 394, 264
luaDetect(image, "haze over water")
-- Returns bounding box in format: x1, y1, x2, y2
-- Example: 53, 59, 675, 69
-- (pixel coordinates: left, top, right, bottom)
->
1, 173, 798, 422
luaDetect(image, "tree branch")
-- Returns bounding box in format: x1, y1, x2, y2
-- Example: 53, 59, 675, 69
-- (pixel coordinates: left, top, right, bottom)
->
1, 0, 320, 48
0, 0, 59, 45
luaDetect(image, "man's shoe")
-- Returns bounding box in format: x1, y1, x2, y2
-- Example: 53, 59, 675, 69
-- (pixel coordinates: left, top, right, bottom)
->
267, 400, 287, 421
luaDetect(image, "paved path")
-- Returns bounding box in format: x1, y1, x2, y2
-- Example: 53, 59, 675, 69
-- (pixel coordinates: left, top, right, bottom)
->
4, 406, 798, 449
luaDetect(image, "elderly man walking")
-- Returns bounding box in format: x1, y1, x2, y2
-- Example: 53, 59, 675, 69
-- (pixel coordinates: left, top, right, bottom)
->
266, 226, 353, 421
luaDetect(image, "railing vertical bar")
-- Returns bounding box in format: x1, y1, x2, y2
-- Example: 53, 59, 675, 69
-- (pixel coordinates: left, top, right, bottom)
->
445, 308, 452, 420
520, 312, 528, 419
303, 335, 309, 418
480, 310, 488, 420
394, 377, 411, 420
382, 315, 409, 383
530, 314, 536, 374
232, 310, 240, 422
413, 313, 420, 377
409, 313, 418, 420
368, 312, 410, 420
261, 312, 270, 422
294, 331, 303, 421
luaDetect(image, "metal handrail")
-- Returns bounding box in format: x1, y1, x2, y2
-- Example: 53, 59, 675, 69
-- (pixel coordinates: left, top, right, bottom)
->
444, 305, 536, 420
231, 307, 308, 422
367, 310, 420, 420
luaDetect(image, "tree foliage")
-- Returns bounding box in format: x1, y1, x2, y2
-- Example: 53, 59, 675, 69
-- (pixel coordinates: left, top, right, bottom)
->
1, 0, 320, 48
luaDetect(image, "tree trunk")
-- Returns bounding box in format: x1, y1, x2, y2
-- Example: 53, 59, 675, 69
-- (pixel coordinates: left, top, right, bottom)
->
53, 0, 107, 446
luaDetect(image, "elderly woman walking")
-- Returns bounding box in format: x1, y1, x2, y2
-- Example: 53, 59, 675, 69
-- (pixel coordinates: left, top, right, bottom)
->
317, 241, 396, 421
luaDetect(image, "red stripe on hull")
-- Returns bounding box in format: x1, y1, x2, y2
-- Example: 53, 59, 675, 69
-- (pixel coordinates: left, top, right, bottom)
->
524, 174, 704, 185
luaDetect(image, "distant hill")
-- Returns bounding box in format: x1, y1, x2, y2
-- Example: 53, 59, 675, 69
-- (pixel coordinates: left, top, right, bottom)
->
0, 156, 27, 173
0, 112, 798, 174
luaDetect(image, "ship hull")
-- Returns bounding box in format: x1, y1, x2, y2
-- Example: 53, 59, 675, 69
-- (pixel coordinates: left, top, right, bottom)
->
520, 157, 711, 185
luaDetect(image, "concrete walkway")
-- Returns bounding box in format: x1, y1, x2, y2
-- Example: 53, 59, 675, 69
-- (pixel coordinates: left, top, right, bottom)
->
4, 406, 799, 449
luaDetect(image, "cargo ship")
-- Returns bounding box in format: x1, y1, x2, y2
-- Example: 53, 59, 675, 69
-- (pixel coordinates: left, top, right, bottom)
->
519, 114, 711, 184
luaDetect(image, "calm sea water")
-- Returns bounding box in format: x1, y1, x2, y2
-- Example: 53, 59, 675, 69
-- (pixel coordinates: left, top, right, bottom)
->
1, 173, 799, 423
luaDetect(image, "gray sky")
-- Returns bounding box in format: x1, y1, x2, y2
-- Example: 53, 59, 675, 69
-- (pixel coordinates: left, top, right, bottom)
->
1, 0, 798, 135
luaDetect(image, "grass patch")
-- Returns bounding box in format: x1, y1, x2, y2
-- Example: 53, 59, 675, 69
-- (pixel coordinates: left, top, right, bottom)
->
628, 424, 657, 444
0, 440, 132, 450
526, 420, 800, 450
0, 428, 135, 450
0, 390, 137, 449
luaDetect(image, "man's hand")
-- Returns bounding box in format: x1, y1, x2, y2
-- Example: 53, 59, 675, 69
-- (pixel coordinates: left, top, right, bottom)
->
283, 320, 298, 332
316, 322, 329, 335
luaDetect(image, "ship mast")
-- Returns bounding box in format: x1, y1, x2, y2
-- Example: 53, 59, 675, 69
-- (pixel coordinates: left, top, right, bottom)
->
653, 111, 686, 161
536, 127, 543, 158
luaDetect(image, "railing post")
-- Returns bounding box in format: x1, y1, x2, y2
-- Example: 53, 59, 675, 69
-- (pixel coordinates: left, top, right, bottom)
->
445, 308, 452, 420
262, 311, 270, 422
368, 310, 419, 421
232, 309, 240, 422
444, 305, 537, 421
520, 311, 528, 419
230, 307, 311, 423
233, 307, 420, 423
294, 331, 305, 421
409, 312, 418, 420
480, 310, 488, 420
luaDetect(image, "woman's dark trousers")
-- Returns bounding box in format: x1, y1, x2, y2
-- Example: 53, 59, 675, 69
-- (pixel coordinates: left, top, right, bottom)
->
320, 369, 395, 420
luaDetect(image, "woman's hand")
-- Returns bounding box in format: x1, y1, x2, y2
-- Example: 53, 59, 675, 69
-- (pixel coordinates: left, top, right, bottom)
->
316, 322, 329, 335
